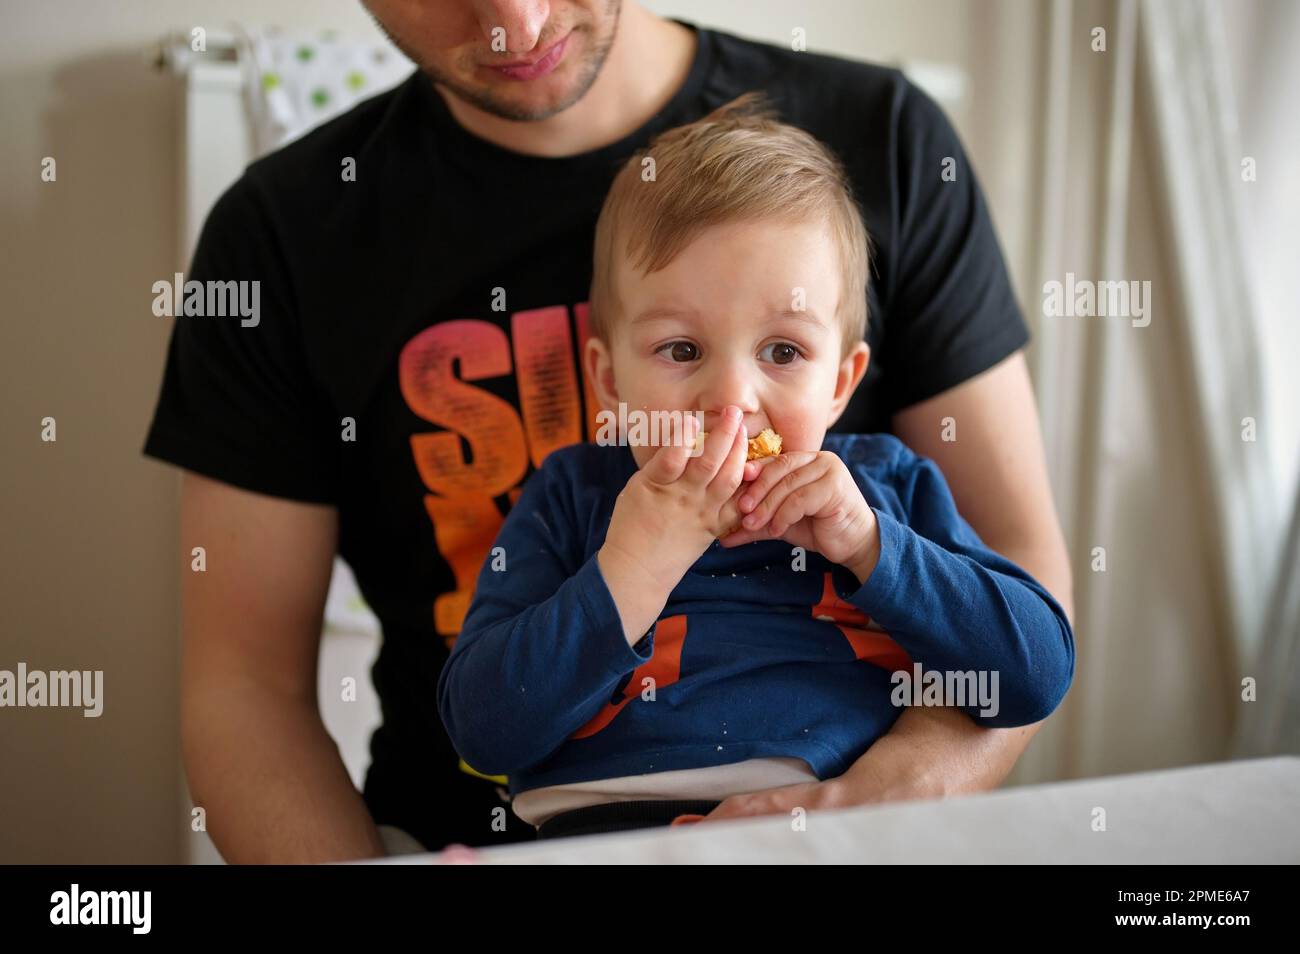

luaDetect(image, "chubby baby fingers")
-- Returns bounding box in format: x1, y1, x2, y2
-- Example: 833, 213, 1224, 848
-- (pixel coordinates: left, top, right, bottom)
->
739, 454, 825, 527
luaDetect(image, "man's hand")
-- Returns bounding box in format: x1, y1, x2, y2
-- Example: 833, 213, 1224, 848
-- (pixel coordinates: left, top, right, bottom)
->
698, 705, 1035, 824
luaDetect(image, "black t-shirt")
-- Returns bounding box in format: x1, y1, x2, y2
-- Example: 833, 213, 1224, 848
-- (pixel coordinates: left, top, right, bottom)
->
143, 20, 1028, 851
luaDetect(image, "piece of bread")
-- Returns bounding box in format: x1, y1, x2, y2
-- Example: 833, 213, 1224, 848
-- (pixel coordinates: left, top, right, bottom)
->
745, 427, 783, 460
693, 426, 783, 461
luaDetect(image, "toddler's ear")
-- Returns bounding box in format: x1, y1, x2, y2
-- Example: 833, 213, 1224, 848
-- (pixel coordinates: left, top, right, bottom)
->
583, 335, 620, 410
829, 341, 871, 425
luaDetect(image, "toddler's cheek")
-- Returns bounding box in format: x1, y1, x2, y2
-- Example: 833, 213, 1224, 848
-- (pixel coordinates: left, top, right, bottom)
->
771, 421, 826, 462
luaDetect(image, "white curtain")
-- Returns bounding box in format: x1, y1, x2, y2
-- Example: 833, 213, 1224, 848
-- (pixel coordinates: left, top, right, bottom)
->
966, 0, 1291, 785
1222, 0, 1300, 757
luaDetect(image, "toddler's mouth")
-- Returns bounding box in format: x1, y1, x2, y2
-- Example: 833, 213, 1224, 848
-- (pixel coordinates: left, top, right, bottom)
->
695, 427, 783, 461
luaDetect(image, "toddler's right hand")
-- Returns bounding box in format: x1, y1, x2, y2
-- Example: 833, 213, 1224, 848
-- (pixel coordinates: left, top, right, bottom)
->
602, 405, 750, 589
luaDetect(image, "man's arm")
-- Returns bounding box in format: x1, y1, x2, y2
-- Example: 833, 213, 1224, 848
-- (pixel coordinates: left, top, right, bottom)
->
179, 472, 386, 863
874, 350, 1075, 796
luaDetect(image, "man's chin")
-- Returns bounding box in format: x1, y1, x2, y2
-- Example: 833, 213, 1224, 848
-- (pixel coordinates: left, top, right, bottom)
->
431, 25, 613, 123
434, 56, 605, 122
437, 79, 587, 122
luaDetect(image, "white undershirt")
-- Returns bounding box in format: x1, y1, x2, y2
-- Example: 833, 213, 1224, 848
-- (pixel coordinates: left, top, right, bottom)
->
511, 757, 819, 826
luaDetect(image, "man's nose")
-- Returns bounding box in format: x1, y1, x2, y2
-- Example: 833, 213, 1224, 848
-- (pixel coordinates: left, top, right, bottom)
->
473, 0, 550, 53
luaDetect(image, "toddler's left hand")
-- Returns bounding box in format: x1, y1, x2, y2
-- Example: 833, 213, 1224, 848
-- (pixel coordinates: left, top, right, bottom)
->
719, 451, 879, 575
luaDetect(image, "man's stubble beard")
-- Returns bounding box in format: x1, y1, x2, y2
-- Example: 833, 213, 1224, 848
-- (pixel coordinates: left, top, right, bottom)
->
375, 1, 622, 123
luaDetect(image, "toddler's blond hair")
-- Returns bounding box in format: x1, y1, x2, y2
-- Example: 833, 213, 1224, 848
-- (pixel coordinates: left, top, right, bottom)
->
590, 92, 871, 358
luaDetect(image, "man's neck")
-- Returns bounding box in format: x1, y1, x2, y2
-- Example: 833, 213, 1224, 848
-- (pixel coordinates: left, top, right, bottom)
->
437, 4, 697, 158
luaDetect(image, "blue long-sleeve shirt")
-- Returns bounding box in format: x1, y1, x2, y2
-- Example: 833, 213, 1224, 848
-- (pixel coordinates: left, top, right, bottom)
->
437, 433, 1074, 796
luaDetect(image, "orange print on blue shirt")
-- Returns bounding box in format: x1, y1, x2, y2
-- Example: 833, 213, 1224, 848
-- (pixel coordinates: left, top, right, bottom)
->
570, 614, 687, 739
811, 572, 912, 672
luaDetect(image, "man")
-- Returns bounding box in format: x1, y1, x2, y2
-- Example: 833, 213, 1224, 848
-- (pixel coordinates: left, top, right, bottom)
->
145, 0, 1073, 862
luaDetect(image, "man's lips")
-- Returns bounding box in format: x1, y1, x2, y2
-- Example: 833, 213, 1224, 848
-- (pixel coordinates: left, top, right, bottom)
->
487, 32, 571, 81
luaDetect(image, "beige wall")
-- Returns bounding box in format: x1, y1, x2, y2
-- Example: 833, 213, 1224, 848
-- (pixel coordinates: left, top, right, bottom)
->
0, 0, 386, 866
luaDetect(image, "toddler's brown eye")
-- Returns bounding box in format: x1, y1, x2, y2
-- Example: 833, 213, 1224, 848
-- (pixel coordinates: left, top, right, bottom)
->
762, 342, 800, 365
662, 341, 698, 362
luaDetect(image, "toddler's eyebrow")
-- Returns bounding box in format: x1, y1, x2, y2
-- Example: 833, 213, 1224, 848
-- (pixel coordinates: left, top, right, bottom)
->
630, 306, 698, 326
629, 306, 826, 327
772, 307, 826, 328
